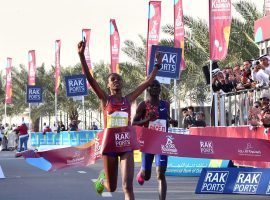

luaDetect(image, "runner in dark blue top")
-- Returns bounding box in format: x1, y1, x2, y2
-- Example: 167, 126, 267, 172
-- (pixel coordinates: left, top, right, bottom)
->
132, 79, 178, 200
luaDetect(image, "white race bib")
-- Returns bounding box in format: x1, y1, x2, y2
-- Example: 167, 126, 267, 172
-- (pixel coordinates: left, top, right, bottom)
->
148, 119, 166, 132
107, 111, 128, 128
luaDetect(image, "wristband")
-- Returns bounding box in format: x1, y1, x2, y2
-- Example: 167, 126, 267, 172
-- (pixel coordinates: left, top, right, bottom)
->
154, 64, 162, 70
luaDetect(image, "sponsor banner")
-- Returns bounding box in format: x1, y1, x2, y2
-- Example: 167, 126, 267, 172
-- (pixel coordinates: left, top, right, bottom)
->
190, 126, 270, 168
196, 168, 270, 195
209, 0, 232, 60
254, 15, 270, 43
28, 50, 36, 86
265, 0, 270, 16
174, 0, 185, 70
146, 1, 161, 75
101, 126, 140, 153
22, 126, 270, 172
148, 45, 182, 79
55, 40, 61, 93
5, 58, 12, 104
166, 157, 230, 176
26, 86, 42, 103
110, 19, 120, 74
65, 74, 88, 97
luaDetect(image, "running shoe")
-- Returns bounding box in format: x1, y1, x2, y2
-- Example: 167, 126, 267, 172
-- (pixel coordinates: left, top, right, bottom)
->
136, 170, 144, 185
94, 170, 105, 195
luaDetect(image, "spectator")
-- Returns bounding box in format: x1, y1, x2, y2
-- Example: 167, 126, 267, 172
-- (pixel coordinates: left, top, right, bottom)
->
181, 107, 194, 129
42, 122, 47, 132
59, 121, 66, 131
91, 122, 98, 130
259, 54, 270, 75
252, 64, 269, 88
187, 106, 196, 122
212, 68, 235, 93
69, 120, 78, 131
52, 123, 58, 133
43, 125, 52, 135
259, 92, 270, 110
191, 111, 206, 127
14, 122, 29, 152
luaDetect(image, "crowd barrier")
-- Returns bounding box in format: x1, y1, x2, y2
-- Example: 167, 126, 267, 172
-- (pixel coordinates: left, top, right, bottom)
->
30, 130, 100, 147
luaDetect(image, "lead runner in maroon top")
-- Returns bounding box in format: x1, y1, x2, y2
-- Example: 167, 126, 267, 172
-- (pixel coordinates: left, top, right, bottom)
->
78, 40, 163, 200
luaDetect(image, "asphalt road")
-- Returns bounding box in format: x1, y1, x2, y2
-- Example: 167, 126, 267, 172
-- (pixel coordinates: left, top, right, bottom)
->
0, 151, 268, 200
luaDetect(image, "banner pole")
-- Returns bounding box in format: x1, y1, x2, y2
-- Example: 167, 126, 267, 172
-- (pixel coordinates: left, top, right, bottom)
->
174, 79, 177, 119
4, 103, 7, 125
210, 60, 213, 127
55, 92, 58, 125
82, 96, 85, 130
29, 103, 31, 131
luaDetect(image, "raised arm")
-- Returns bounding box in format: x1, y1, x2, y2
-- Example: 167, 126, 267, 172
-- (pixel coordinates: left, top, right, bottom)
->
132, 101, 157, 126
127, 51, 163, 102
78, 41, 108, 103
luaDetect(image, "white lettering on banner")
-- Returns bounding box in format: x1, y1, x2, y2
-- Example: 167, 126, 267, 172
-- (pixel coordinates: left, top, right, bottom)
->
68, 78, 86, 94
115, 132, 131, 147
94, 138, 101, 158
266, 181, 270, 194
67, 150, 85, 165
149, 20, 158, 40
161, 135, 178, 155
201, 171, 229, 193
233, 172, 262, 194
29, 89, 41, 100
238, 143, 262, 157
149, 119, 166, 132
211, 0, 231, 11
200, 140, 214, 154
112, 35, 119, 54
157, 52, 177, 73
175, 8, 183, 29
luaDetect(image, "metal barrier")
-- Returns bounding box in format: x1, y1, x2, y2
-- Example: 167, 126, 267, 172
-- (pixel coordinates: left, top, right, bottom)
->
214, 87, 270, 126
30, 130, 101, 147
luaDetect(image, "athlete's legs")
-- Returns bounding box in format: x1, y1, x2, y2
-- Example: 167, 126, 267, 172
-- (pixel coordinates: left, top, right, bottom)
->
120, 151, 135, 200
155, 154, 168, 200
141, 153, 154, 180
103, 154, 119, 192
156, 166, 167, 200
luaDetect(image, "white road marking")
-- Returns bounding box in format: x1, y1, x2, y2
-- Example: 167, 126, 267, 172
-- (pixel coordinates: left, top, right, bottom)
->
77, 171, 87, 174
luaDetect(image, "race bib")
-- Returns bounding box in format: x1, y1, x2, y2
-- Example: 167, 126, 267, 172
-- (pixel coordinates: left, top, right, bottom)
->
107, 111, 128, 128
149, 119, 166, 132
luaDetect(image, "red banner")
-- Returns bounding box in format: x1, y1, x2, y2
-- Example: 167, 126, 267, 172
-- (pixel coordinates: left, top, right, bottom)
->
146, 1, 161, 74
28, 50, 36, 86
209, 0, 232, 60
174, 0, 185, 70
5, 58, 12, 104
110, 19, 120, 74
190, 126, 270, 168
55, 40, 61, 94
22, 126, 270, 172
265, 0, 270, 16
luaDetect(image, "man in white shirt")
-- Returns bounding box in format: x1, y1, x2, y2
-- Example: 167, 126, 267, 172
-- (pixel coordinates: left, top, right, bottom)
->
259, 54, 270, 75
252, 64, 269, 88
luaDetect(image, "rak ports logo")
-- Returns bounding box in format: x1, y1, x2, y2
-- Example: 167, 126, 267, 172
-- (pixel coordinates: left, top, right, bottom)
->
200, 140, 214, 154
115, 132, 131, 147
161, 135, 178, 155
201, 171, 229, 193
233, 172, 262, 194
